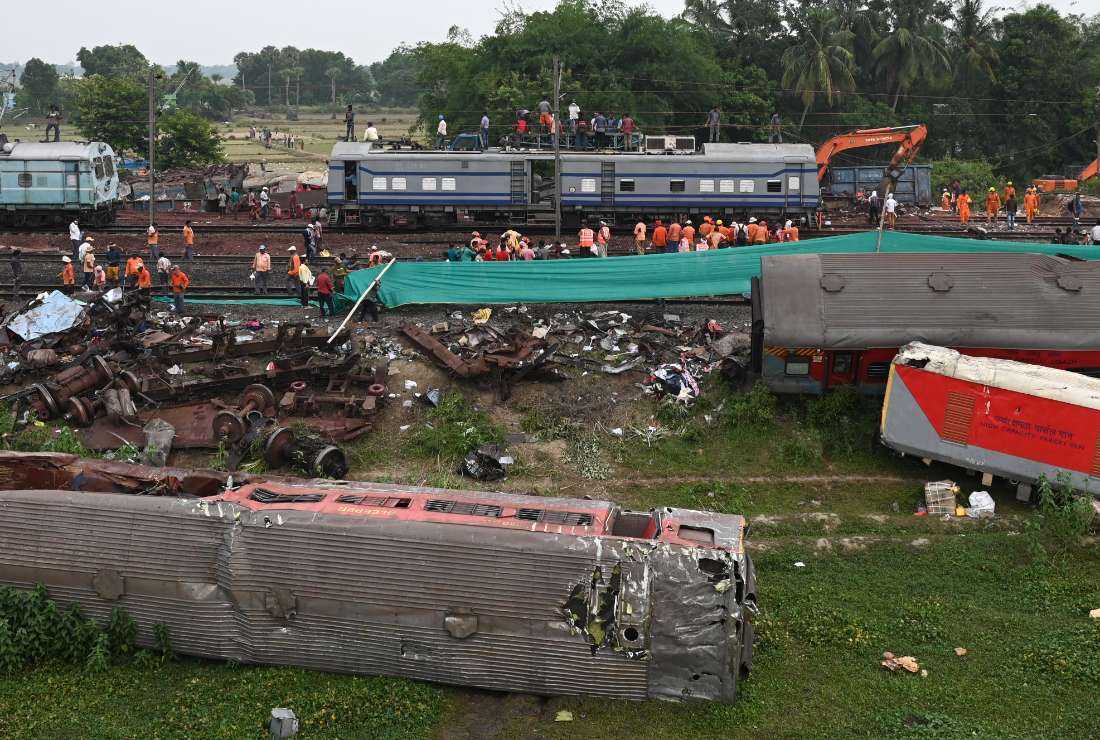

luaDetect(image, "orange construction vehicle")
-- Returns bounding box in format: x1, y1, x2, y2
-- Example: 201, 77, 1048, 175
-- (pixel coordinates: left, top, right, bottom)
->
816, 124, 929, 196
1033, 159, 1098, 193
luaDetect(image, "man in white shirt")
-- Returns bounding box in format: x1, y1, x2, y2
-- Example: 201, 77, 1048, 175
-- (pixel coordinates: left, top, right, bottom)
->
480, 113, 490, 149
78, 236, 94, 263
436, 115, 447, 149
568, 101, 580, 132
364, 122, 379, 142
68, 219, 81, 260
259, 187, 270, 219
884, 193, 898, 229
1091, 219, 1100, 244
156, 254, 172, 286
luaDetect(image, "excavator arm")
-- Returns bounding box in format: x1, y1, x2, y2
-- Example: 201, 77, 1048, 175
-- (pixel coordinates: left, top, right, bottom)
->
816, 124, 928, 195
1079, 158, 1098, 183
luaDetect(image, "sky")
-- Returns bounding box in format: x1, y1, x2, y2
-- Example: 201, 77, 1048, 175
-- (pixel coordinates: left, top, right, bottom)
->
4, 0, 1097, 67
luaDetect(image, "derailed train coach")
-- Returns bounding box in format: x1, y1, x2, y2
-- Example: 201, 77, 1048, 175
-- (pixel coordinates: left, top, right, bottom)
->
751, 252, 1100, 395
327, 139, 819, 228
0, 452, 757, 702
0, 141, 120, 227
881, 343, 1100, 499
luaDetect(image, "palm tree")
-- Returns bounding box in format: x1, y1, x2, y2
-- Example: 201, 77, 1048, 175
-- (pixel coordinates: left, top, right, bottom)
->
781, 8, 856, 129
326, 67, 341, 105
872, 4, 951, 110
950, 0, 999, 87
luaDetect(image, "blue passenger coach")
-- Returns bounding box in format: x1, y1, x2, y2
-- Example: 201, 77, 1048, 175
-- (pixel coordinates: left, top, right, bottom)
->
0, 141, 120, 227
327, 140, 819, 228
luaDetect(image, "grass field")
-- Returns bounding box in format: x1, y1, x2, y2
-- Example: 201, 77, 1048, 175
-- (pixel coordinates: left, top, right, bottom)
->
0, 378, 1097, 738
218, 109, 422, 165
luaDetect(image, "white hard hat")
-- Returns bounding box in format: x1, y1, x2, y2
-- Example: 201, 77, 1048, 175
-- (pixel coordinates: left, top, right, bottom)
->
62, 256, 71, 262
748, 217, 757, 223
287, 246, 297, 252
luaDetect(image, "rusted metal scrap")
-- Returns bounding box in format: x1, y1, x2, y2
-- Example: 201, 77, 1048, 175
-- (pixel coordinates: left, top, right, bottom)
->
399, 322, 564, 386
0, 453, 756, 702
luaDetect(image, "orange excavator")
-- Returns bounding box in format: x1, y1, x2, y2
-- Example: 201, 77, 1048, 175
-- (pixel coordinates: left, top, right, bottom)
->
1033, 159, 1098, 193
816, 124, 928, 196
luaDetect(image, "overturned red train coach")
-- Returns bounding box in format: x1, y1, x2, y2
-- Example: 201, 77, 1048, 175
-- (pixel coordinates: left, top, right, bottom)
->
881, 343, 1100, 498
0, 453, 756, 702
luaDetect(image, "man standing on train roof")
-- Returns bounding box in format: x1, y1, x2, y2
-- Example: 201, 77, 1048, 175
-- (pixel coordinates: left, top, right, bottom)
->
620, 114, 636, 151
68, 219, 81, 261
45, 104, 61, 142
568, 101, 580, 132
344, 104, 355, 141
706, 106, 720, 143
480, 113, 490, 149
436, 115, 447, 149
364, 122, 379, 142
537, 99, 552, 133
770, 112, 782, 143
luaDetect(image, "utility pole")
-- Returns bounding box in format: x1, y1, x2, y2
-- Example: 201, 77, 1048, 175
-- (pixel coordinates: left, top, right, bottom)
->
552, 56, 562, 241
267, 62, 272, 106
147, 69, 156, 231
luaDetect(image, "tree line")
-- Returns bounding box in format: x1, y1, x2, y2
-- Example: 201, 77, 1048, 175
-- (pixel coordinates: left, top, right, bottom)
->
9, 0, 1100, 180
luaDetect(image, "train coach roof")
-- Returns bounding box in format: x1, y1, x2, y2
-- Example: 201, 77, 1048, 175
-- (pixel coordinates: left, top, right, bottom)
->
0, 142, 113, 160
761, 252, 1100, 350
895, 342, 1100, 410
700, 143, 815, 162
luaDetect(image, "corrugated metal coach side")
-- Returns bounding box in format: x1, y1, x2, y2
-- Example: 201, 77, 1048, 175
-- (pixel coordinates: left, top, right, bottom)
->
0, 141, 120, 226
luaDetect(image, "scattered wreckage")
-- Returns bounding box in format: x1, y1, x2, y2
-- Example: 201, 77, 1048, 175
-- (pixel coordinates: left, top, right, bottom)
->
0, 289, 382, 474
0, 452, 757, 702
399, 308, 750, 402
881, 343, 1100, 500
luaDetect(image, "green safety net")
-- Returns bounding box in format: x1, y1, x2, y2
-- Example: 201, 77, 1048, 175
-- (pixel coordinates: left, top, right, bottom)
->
342, 231, 1100, 308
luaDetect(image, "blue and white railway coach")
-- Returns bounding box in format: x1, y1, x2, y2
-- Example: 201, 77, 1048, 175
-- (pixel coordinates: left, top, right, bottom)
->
0, 141, 120, 227
327, 139, 819, 227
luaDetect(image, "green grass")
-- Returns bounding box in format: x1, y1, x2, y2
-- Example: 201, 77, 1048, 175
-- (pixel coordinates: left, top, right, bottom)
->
219, 109, 421, 164
0, 659, 446, 738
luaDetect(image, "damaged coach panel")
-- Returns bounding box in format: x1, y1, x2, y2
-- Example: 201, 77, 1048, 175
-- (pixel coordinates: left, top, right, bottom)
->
0, 454, 756, 702
882, 343, 1100, 497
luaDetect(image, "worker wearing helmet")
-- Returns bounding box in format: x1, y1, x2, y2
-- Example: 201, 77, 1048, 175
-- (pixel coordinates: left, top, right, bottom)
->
1003, 181, 1016, 203
941, 188, 950, 211
1024, 187, 1039, 225
957, 190, 972, 225
985, 187, 1001, 224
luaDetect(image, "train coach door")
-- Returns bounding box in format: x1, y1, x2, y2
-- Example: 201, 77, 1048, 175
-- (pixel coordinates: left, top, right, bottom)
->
783, 158, 803, 209
63, 161, 80, 208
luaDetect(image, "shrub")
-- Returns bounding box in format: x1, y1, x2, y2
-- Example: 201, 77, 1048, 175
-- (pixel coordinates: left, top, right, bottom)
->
724, 382, 777, 429
408, 393, 503, 460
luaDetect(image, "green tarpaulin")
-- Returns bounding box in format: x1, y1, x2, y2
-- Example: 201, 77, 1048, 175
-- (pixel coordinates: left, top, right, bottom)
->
343, 231, 1100, 308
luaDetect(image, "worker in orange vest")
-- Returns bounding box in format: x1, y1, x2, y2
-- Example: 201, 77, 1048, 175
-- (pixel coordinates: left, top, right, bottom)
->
666, 221, 681, 253
135, 265, 153, 300
1024, 187, 1039, 224
58, 256, 75, 292
941, 189, 950, 210
699, 217, 714, 239
169, 265, 190, 314
124, 254, 144, 287
682, 220, 696, 245
984, 187, 1001, 224
578, 223, 595, 256
286, 245, 301, 294
957, 191, 972, 225
1003, 181, 1016, 204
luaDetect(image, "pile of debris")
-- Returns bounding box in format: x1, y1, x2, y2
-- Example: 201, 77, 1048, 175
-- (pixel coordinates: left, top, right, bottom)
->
399, 306, 751, 403
0, 289, 382, 477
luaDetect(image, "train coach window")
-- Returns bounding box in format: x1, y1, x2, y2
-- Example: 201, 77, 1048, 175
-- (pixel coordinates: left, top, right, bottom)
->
372, 177, 387, 190
17, 173, 31, 188
422, 177, 437, 191
785, 358, 811, 376
618, 179, 635, 192
93, 157, 105, 179
719, 179, 735, 193
766, 179, 782, 193
739, 179, 755, 193
669, 179, 686, 192
581, 178, 596, 193
833, 353, 853, 374
699, 179, 714, 192
105, 156, 115, 177
391, 177, 407, 190
788, 175, 800, 191
866, 362, 890, 380
442, 177, 456, 191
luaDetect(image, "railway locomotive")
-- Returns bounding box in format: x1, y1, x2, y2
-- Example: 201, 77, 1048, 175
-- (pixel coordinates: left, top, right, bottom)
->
0, 141, 120, 227
327, 139, 820, 228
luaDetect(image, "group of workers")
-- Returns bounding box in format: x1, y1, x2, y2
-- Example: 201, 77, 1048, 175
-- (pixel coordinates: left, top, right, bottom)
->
940, 182, 1044, 228
449, 215, 801, 262
255, 243, 386, 318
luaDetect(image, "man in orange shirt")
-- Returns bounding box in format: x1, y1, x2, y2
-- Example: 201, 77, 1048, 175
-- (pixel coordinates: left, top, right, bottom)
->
147, 224, 160, 261
1024, 187, 1038, 224
633, 220, 646, 256
984, 187, 1001, 224
124, 254, 144, 288
717, 220, 732, 241
746, 217, 759, 243
1003, 181, 1016, 204
756, 220, 769, 243
58, 256, 75, 292
682, 220, 696, 246
134, 265, 152, 305
957, 191, 972, 224
578, 224, 595, 256
666, 221, 681, 253
286, 245, 301, 294
699, 216, 714, 239
651, 220, 667, 253
169, 265, 190, 314
182, 220, 195, 260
